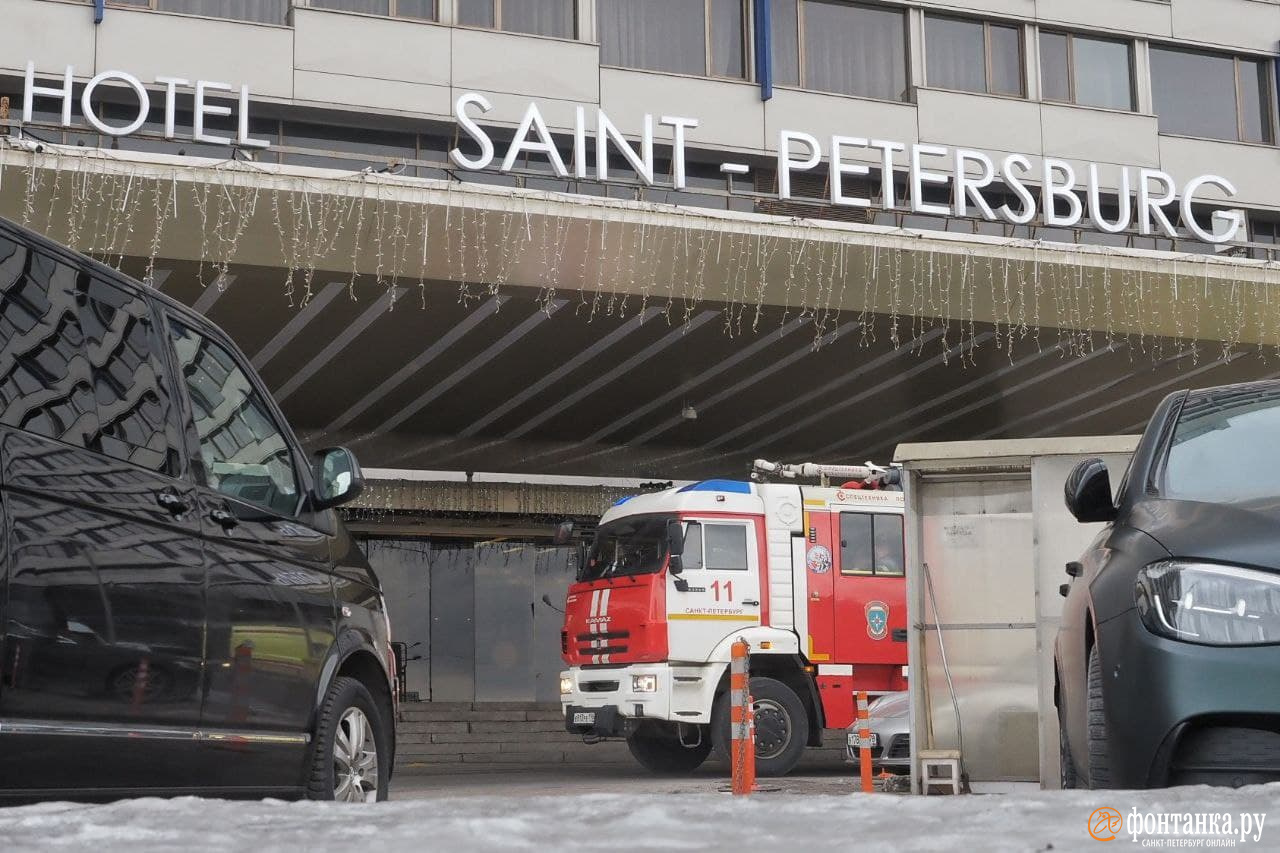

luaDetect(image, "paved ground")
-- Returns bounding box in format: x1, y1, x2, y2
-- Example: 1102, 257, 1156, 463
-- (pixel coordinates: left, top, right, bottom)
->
391, 763, 905, 799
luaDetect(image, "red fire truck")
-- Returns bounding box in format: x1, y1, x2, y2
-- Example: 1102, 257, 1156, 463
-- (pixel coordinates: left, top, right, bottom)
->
559, 461, 908, 776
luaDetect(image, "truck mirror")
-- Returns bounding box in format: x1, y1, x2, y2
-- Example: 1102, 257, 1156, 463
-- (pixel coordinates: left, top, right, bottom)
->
574, 540, 589, 582
666, 519, 685, 556
669, 554, 684, 576
552, 520, 574, 545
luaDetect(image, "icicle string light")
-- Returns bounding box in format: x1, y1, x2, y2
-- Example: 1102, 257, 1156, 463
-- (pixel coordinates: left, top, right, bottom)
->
1, 138, 1277, 362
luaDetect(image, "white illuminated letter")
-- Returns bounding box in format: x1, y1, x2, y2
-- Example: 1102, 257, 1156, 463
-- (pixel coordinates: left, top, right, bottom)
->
502, 101, 568, 177
910, 144, 951, 216
237, 84, 270, 149
573, 106, 587, 179
193, 80, 233, 146
81, 71, 150, 137
953, 149, 996, 219
1087, 164, 1132, 234
660, 116, 698, 190
1181, 175, 1240, 243
869, 140, 904, 209
830, 136, 871, 208
24, 62, 74, 126
154, 76, 189, 139
1043, 159, 1083, 227
777, 130, 821, 200
1137, 169, 1178, 238
450, 93, 495, 171
597, 110, 654, 185
998, 154, 1036, 225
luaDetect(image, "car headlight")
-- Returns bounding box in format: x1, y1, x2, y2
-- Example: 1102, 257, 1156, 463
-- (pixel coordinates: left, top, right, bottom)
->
560, 675, 573, 695
631, 674, 659, 693
1136, 561, 1280, 646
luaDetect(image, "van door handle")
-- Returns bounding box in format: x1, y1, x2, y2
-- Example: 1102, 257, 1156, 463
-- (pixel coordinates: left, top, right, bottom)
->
209, 507, 239, 531
743, 599, 760, 606
155, 490, 190, 517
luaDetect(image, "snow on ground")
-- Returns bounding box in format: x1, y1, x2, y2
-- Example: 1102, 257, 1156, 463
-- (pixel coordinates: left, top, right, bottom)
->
1, 786, 1278, 853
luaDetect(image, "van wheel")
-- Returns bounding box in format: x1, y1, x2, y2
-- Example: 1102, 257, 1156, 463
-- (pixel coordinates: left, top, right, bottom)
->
627, 724, 712, 774
711, 676, 809, 777
1086, 647, 1112, 789
305, 676, 390, 802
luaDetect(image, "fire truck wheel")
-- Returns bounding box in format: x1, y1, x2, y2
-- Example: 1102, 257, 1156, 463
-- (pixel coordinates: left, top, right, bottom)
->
626, 725, 713, 774
711, 676, 809, 777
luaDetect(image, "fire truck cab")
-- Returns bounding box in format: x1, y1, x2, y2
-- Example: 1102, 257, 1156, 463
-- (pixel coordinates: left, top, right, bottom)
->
559, 462, 907, 776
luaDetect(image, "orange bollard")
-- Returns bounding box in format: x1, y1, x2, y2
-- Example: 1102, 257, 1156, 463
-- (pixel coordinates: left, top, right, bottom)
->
856, 690, 873, 793
730, 639, 754, 796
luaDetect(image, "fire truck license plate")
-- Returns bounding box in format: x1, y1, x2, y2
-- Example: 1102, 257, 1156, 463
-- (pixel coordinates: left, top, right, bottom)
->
848, 732, 878, 749
573, 712, 596, 725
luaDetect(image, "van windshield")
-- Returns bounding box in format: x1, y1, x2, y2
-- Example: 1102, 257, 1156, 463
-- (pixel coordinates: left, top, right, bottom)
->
581, 514, 674, 581
1162, 385, 1280, 507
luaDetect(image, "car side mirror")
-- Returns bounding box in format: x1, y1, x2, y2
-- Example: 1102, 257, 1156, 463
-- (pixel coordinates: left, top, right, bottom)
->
312, 446, 365, 511
1064, 457, 1117, 523
552, 520, 575, 546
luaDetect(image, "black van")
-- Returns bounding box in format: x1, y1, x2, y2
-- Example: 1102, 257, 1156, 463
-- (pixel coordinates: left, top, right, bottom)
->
0, 217, 395, 801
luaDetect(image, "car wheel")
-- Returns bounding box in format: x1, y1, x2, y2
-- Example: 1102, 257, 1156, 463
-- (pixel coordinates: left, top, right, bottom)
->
305, 676, 390, 802
626, 724, 712, 774
1086, 646, 1112, 789
711, 676, 809, 777
1059, 716, 1080, 789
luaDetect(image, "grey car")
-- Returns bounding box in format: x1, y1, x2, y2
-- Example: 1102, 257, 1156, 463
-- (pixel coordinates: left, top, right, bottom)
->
845, 692, 910, 773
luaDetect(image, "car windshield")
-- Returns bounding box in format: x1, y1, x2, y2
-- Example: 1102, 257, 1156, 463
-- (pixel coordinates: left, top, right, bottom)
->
1162, 385, 1280, 507
580, 514, 673, 581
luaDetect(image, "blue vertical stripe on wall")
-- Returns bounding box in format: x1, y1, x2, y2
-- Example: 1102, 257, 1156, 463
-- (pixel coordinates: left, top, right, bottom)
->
755, 0, 774, 101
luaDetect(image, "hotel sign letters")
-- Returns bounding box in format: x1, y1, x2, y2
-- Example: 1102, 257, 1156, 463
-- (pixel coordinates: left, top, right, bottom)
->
21, 62, 1244, 244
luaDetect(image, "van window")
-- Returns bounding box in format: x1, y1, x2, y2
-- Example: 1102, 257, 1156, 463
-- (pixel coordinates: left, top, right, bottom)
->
169, 319, 301, 517
840, 512, 905, 576
0, 237, 177, 474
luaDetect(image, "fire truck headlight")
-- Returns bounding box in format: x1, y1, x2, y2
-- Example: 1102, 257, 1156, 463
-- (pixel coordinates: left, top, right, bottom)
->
631, 674, 659, 693
560, 675, 573, 695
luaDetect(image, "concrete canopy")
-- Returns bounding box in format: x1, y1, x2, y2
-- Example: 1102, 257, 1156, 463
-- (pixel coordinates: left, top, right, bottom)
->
3, 146, 1278, 479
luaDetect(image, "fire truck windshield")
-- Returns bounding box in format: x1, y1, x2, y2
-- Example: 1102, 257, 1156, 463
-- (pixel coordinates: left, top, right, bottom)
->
581, 514, 673, 581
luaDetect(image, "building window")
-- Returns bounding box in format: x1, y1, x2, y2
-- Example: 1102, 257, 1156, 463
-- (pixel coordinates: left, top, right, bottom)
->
1150, 46, 1273, 144
1040, 31, 1133, 111
309, 0, 437, 21
598, 0, 746, 79
771, 1, 909, 101
456, 0, 574, 38
925, 15, 1023, 97
107, 0, 289, 24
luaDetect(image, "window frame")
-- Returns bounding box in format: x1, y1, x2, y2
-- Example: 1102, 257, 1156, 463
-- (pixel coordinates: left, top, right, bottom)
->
791, 0, 911, 102
103, 0, 293, 25
680, 518, 752, 571
837, 510, 905, 578
308, 0, 439, 21
1149, 44, 1277, 145
163, 311, 313, 520
923, 13, 1026, 99
456, 0, 576, 39
1040, 29, 1135, 112
597, 0, 751, 81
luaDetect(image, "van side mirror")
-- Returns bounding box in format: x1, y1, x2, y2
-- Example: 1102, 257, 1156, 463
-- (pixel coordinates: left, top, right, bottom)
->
1064, 458, 1117, 523
312, 446, 364, 510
